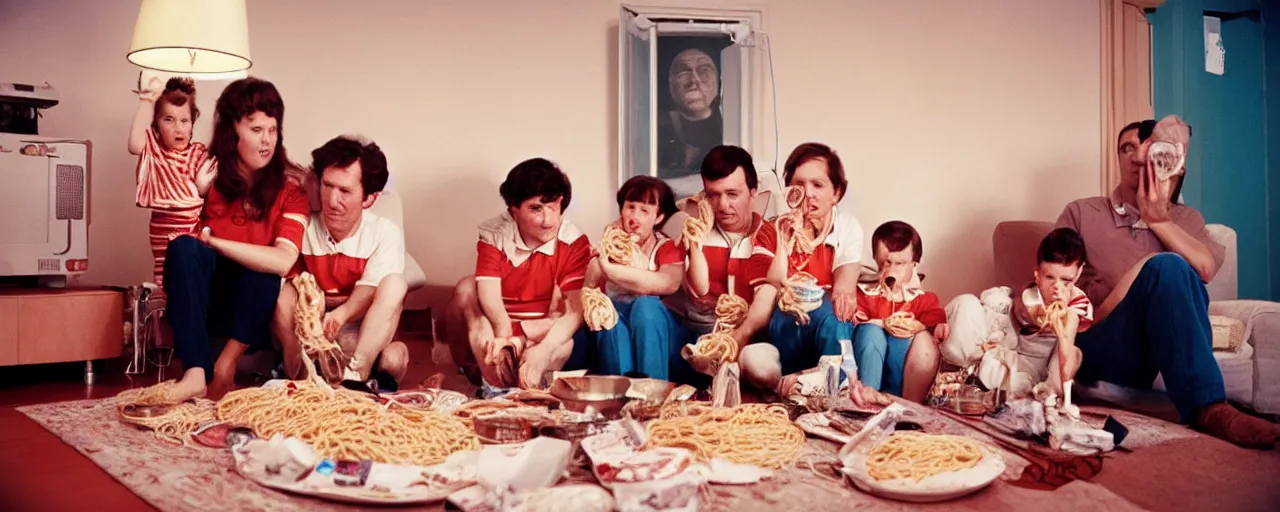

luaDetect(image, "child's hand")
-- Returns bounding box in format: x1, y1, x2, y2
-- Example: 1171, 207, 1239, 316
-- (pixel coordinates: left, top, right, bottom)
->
138, 76, 163, 102
933, 322, 950, 342
832, 289, 857, 322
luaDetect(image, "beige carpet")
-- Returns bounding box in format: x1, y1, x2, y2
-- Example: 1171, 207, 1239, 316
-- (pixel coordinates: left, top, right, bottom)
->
20, 395, 1215, 511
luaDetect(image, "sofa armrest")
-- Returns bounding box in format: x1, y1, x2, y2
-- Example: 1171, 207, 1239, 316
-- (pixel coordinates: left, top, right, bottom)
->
367, 190, 425, 292
1210, 299, 1280, 415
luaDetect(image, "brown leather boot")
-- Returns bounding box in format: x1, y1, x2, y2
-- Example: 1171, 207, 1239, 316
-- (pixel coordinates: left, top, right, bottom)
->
1195, 402, 1280, 449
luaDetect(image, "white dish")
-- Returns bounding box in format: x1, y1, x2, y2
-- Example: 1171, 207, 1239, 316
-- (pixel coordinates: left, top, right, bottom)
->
840, 443, 1005, 503
232, 442, 475, 506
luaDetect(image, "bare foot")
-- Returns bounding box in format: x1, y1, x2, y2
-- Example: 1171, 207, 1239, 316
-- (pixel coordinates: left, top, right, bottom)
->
169, 368, 207, 403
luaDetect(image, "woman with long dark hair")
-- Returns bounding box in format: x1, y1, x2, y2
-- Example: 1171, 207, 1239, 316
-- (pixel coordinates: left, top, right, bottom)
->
161, 77, 311, 401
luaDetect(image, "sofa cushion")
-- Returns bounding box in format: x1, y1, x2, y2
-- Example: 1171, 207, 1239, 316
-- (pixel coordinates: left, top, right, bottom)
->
991, 221, 1237, 302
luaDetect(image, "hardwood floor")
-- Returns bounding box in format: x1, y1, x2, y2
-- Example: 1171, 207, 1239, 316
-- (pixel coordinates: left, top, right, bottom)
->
0, 337, 463, 511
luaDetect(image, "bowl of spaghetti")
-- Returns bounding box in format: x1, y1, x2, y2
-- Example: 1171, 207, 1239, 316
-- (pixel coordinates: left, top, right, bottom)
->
840, 430, 1005, 503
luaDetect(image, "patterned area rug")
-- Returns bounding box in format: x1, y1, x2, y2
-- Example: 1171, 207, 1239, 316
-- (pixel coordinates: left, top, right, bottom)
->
18, 397, 1190, 511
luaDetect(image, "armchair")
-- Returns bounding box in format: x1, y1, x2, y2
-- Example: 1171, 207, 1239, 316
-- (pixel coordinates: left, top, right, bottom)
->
992, 221, 1280, 415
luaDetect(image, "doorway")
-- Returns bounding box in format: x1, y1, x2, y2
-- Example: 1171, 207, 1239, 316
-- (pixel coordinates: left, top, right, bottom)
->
1148, 0, 1274, 301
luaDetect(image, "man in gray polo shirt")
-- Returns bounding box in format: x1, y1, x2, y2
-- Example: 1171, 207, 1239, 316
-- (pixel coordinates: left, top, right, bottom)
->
1057, 115, 1277, 448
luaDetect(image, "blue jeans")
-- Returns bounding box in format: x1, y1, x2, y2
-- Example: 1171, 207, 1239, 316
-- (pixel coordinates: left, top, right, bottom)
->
853, 324, 911, 396
627, 296, 708, 386
584, 298, 637, 376
164, 236, 282, 381
1075, 253, 1224, 422
767, 298, 852, 375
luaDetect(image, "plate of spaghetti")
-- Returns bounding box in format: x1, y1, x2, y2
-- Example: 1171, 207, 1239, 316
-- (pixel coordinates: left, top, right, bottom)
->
841, 431, 1005, 503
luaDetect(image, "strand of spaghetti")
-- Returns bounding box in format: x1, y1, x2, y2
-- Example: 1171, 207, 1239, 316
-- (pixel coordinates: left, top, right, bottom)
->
865, 431, 983, 481
581, 287, 618, 331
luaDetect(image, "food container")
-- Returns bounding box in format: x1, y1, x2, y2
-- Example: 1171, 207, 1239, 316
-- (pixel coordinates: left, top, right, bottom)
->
473, 415, 538, 444
548, 376, 633, 419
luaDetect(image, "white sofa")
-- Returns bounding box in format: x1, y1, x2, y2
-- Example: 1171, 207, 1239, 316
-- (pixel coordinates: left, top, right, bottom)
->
993, 221, 1280, 415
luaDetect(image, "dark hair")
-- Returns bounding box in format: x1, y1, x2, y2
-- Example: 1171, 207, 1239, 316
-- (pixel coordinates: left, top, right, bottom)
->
153, 77, 199, 129
310, 135, 389, 198
783, 143, 848, 199
499, 158, 572, 209
617, 176, 678, 229
209, 77, 290, 221
1037, 227, 1087, 267
700, 145, 758, 190
871, 221, 922, 262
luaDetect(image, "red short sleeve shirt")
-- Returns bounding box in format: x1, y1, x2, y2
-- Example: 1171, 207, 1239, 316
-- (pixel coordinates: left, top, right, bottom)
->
199, 179, 310, 250
475, 213, 592, 320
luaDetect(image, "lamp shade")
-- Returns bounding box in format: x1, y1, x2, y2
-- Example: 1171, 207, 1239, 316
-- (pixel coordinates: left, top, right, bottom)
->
127, 0, 252, 74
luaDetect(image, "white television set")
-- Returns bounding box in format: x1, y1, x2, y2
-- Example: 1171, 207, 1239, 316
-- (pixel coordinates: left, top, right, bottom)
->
0, 133, 91, 287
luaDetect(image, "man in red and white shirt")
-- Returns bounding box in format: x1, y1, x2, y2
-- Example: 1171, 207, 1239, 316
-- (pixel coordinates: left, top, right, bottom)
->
628, 145, 777, 386
444, 158, 593, 389
273, 136, 409, 390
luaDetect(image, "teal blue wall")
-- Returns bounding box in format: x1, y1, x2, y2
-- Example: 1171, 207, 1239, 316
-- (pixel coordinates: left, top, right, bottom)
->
1267, 0, 1280, 301
1150, 0, 1273, 300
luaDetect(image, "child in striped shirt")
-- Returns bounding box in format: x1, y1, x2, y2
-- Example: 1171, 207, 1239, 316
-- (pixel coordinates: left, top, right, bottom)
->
127, 75, 213, 287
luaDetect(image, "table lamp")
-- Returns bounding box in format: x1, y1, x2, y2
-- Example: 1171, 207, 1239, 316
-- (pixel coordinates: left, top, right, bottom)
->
126, 0, 252, 78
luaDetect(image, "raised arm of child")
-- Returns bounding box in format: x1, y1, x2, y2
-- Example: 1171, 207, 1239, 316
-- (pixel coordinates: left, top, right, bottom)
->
127, 76, 162, 157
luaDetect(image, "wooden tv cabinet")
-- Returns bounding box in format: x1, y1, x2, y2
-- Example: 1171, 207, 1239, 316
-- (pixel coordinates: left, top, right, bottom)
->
0, 287, 124, 384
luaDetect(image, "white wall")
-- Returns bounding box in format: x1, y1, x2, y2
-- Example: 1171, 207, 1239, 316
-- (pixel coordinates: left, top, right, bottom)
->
0, 0, 1101, 306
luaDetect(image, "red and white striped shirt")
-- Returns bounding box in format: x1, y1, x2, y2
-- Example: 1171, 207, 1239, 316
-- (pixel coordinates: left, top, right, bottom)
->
134, 128, 209, 210
475, 213, 593, 320
748, 206, 865, 288
1013, 283, 1095, 338
664, 213, 772, 330
293, 210, 404, 297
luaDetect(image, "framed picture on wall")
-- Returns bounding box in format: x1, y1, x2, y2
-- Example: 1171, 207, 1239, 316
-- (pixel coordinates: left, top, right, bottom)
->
618, 4, 771, 201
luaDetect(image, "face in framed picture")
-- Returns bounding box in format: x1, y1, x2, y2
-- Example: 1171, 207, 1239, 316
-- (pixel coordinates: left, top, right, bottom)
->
656, 35, 734, 195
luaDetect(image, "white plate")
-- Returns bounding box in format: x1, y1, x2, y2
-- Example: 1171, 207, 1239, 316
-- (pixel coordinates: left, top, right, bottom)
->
841, 443, 1005, 503
233, 446, 476, 506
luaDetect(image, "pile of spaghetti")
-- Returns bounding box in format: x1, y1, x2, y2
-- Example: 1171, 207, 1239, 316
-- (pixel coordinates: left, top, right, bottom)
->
600, 226, 639, 264
115, 381, 216, 445
645, 402, 804, 469
776, 272, 818, 326
691, 291, 747, 368
865, 431, 983, 482
216, 383, 480, 466
582, 286, 618, 331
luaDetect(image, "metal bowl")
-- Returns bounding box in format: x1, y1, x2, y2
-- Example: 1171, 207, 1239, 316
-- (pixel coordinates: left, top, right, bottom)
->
548, 376, 632, 419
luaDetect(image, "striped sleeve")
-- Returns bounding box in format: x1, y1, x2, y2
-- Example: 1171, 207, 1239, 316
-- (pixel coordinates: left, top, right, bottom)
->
1067, 288, 1094, 333
746, 221, 776, 287
273, 183, 310, 252
357, 218, 406, 288
557, 235, 593, 293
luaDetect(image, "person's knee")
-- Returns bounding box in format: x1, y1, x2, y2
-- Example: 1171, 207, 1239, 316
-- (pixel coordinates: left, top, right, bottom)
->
739, 344, 782, 384
165, 235, 203, 259
906, 334, 941, 369
450, 275, 478, 306
854, 324, 888, 350
1147, 252, 1195, 276
376, 274, 409, 303
627, 296, 667, 325
380, 341, 410, 380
